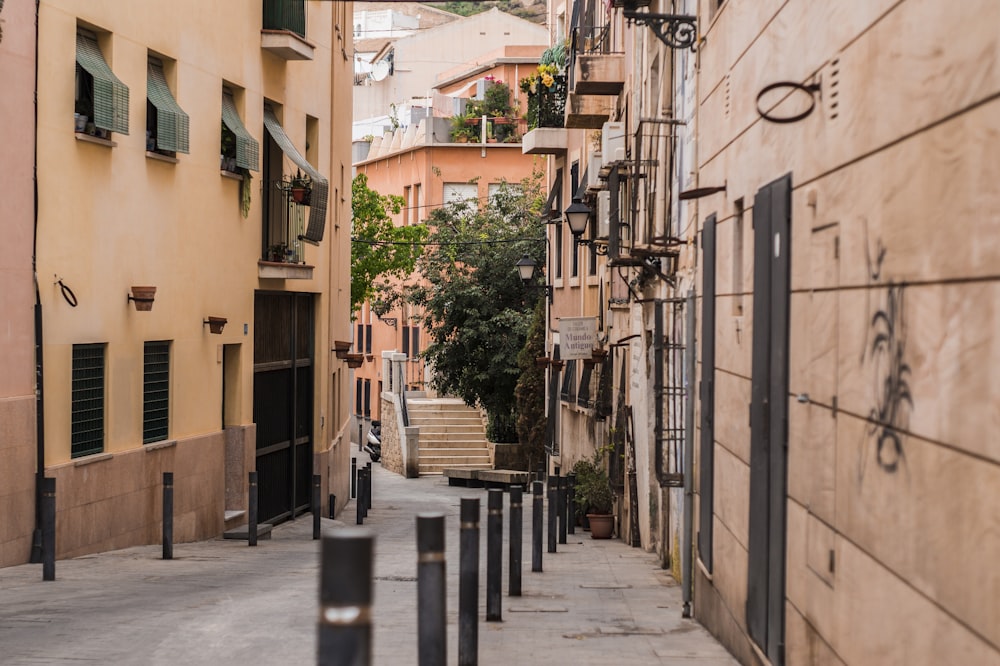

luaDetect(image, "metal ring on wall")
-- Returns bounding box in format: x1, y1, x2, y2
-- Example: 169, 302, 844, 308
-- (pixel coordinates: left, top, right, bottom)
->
755, 80, 822, 124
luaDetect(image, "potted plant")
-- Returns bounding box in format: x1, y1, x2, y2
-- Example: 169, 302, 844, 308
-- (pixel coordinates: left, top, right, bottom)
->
268, 243, 288, 263
572, 451, 615, 539
290, 169, 311, 205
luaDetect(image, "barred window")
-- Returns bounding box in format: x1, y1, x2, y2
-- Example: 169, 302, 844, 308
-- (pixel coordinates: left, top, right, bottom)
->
71, 344, 105, 458
143, 341, 170, 443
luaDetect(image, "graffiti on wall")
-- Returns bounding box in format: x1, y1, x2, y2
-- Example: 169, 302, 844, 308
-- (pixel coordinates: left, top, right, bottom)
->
859, 228, 913, 477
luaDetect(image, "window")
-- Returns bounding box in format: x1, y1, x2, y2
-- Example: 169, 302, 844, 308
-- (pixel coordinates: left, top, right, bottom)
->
363, 379, 371, 417
355, 378, 363, 415
555, 222, 564, 280
357, 323, 364, 352
577, 363, 594, 408
147, 56, 189, 155
402, 325, 410, 357
413, 184, 422, 223
443, 182, 478, 206
570, 161, 580, 278
75, 29, 129, 137
365, 324, 373, 354
143, 342, 170, 444
560, 360, 577, 402
403, 186, 412, 224
71, 344, 105, 458
411, 326, 420, 358
221, 88, 259, 173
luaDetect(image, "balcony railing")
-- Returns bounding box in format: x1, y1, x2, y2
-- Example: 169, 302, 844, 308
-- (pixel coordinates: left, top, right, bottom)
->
263, 180, 307, 265
263, 0, 305, 38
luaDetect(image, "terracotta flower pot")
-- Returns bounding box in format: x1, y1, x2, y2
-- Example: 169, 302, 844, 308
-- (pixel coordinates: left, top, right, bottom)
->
344, 353, 364, 369
204, 317, 227, 334
129, 286, 157, 311
587, 514, 614, 539
333, 340, 352, 358
535, 357, 550, 368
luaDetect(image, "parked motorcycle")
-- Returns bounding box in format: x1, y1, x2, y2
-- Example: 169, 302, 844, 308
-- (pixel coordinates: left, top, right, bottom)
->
364, 421, 382, 463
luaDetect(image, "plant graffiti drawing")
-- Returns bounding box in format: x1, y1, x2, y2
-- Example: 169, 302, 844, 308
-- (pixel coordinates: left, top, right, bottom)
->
859, 226, 913, 478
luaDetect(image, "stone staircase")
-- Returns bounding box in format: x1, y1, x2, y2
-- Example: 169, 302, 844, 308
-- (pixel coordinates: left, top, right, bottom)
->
406, 398, 492, 476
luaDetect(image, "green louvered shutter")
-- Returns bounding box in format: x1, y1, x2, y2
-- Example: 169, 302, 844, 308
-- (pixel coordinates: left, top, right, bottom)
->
222, 91, 259, 171
263, 105, 328, 244
75, 32, 129, 135
147, 59, 189, 154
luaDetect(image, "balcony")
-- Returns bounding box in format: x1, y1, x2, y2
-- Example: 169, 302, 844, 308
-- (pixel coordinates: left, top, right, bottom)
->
259, 180, 314, 280
261, 0, 314, 60
522, 127, 568, 155
565, 93, 615, 129
573, 53, 625, 96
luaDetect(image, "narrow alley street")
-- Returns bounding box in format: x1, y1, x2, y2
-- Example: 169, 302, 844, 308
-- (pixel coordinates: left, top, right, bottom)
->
0, 463, 735, 665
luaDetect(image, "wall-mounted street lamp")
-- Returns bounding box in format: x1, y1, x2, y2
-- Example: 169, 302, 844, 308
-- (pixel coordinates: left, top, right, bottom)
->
619, 0, 697, 51
564, 202, 608, 255
516, 255, 553, 303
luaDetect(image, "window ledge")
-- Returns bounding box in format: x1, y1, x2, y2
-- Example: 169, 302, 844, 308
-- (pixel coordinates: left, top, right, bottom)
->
258, 260, 315, 280
75, 133, 117, 148
146, 151, 179, 164
220, 170, 243, 181
73, 452, 113, 467
144, 439, 177, 452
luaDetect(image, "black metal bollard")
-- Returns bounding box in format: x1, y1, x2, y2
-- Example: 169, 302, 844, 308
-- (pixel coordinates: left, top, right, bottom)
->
330, 494, 336, 520
162, 472, 173, 560
248, 471, 258, 547
313, 474, 322, 540
42, 477, 56, 581
318, 528, 374, 666
365, 462, 373, 512
459, 498, 480, 666
486, 489, 503, 622
508, 485, 522, 596
531, 481, 543, 572
567, 474, 576, 536
417, 514, 447, 666
547, 476, 557, 554
351, 457, 357, 499
356, 469, 366, 525
558, 475, 567, 545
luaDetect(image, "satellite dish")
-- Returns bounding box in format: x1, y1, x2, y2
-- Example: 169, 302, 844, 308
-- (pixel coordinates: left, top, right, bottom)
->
371, 60, 391, 82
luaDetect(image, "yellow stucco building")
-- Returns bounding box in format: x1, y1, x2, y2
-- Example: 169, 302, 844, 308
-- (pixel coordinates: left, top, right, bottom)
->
11, 0, 356, 563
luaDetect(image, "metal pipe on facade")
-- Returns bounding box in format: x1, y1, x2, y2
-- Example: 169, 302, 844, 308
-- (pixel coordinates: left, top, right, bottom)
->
318, 528, 374, 666
162, 472, 173, 560
485, 489, 503, 622
351, 457, 357, 498
417, 513, 447, 666
41, 477, 55, 581
566, 474, 576, 535
558, 475, 567, 545
682, 290, 696, 616
459, 498, 480, 665
508, 485, 523, 596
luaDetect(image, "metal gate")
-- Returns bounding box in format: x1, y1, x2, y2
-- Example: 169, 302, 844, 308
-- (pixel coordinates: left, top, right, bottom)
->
253, 292, 314, 524
746, 174, 792, 664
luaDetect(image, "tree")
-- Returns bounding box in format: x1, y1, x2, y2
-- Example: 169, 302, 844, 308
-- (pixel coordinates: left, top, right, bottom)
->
408, 177, 545, 441
514, 298, 547, 470
350, 173, 428, 314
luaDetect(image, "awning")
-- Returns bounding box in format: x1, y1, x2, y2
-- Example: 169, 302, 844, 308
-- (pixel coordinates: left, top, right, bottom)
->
76, 32, 129, 135
542, 170, 563, 220
264, 105, 329, 244
147, 58, 189, 153
222, 91, 259, 171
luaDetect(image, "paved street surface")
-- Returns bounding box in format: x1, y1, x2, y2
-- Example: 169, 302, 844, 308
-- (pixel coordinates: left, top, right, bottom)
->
0, 463, 737, 665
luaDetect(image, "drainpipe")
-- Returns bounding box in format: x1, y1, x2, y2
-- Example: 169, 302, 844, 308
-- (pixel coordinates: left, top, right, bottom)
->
29, 0, 45, 564
682, 290, 696, 616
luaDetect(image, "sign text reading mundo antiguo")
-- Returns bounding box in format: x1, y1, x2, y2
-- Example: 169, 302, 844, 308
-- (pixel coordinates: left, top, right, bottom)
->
558, 317, 596, 360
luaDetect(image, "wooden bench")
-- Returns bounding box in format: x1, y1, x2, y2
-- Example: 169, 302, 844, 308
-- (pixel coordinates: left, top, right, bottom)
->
443, 468, 484, 487
476, 469, 531, 490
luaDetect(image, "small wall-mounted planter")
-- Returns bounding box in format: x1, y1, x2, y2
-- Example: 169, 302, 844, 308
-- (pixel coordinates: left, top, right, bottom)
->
128, 286, 157, 311
550, 360, 565, 371
204, 317, 228, 334
334, 340, 352, 358
535, 357, 551, 368
344, 353, 364, 369
291, 186, 311, 205
584, 348, 609, 366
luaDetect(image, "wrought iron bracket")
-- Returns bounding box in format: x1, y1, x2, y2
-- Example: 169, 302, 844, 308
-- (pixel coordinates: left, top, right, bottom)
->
574, 238, 609, 256
623, 11, 697, 50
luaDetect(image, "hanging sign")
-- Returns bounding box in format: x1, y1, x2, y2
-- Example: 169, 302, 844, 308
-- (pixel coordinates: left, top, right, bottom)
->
558, 317, 597, 360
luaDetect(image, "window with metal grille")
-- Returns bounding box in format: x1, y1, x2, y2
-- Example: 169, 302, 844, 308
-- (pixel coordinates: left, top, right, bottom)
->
357, 323, 363, 353
71, 344, 105, 458
355, 378, 363, 415
143, 341, 170, 443
402, 326, 410, 357
263, 0, 306, 38
560, 360, 577, 402
365, 324, 372, 354
363, 379, 371, 417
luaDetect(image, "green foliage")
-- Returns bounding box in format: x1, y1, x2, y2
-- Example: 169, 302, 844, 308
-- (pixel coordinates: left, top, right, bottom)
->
407, 174, 545, 430
572, 449, 615, 515
514, 299, 547, 469
350, 174, 428, 314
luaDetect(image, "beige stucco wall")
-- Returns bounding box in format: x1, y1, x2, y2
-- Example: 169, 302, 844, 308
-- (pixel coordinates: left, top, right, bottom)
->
0, 0, 41, 567
30, 0, 355, 560
692, 0, 1000, 662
